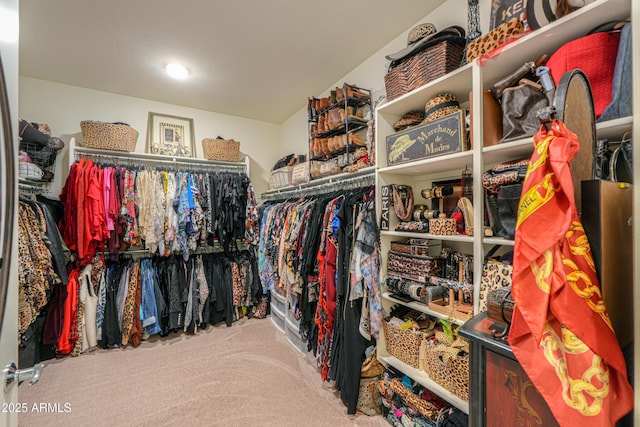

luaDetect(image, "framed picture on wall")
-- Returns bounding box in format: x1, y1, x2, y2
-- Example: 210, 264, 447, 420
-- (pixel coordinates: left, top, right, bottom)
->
146, 112, 195, 157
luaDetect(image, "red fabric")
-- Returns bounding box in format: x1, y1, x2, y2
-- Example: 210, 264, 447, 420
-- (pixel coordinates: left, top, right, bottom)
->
509, 120, 633, 426
80, 163, 105, 266
545, 31, 620, 119
76, 159, 87, 262
59, 162, 79, 251
324, 238, 338, 325
57, 268, 80, 355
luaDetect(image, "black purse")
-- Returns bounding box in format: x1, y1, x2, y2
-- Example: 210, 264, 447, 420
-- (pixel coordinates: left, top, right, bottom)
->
593, 131, 633, 184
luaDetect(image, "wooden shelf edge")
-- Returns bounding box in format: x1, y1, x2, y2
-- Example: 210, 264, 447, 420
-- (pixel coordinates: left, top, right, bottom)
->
380, 355, 470, 414
380, 230, 473, 243
383, 293, 466, 327
377, 150, 473, 174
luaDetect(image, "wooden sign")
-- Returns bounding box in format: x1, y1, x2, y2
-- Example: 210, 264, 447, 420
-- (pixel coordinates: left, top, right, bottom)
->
386, 110, 468, 166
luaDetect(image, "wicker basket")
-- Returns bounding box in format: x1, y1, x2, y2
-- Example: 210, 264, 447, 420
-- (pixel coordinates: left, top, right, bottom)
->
421, 332, 470, 401
384, 40, 465, 101
202, 138, 241, 162
382, 319, 431, 369
80, 121, 138, 152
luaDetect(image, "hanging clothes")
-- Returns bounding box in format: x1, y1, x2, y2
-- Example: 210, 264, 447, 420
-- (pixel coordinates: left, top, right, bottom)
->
258, 184, 379, 409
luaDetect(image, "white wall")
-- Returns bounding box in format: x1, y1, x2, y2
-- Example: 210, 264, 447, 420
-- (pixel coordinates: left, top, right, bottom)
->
280, 0, 490, 158
19, 0, 492, 199
19, 77, 281, 196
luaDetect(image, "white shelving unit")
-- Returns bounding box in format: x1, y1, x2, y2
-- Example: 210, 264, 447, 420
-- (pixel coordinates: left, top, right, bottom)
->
375, 0, 634, 416
380, 355, 469, 414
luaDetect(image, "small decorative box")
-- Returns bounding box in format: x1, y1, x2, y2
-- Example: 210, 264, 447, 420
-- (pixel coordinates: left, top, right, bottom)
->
429, 214, 457, 236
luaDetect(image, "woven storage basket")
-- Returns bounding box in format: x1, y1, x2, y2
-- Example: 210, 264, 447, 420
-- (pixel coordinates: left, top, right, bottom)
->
202, 138, 241, 162
80, 121, 138, 152
382, 319, 430, 369
421, 332, 470, 401
384, 40, 465, 101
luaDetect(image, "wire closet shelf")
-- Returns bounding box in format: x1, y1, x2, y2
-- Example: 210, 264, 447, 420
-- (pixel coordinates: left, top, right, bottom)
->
261, 166, 375, 201
68, 137, 250, 174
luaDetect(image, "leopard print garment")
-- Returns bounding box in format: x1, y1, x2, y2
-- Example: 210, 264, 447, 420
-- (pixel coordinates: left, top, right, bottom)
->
121, 261, 140, 345
196, 257, 209, 324
70, 301, 84, 357
90, 255, 105, 295
17, 203, 55, 335
231, 262, 244, 307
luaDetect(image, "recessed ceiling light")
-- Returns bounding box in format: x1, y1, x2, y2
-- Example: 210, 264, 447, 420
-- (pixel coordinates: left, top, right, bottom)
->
166, 62, 189, 80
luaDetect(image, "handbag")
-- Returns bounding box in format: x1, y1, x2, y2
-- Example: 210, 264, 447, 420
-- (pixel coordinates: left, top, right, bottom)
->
500, 78, 549, 142
482, 158, 529, 195
470, 90, 502, 147
599, 22, 632, 122
479, 246, 513, 312
593, 132, 633, 183
545, 29, 621, 118
356, 349, 383, 416
466, 18, 524, 63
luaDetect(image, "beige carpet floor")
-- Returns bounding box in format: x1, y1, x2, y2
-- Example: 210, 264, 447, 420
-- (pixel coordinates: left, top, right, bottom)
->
18, 317, 388, 426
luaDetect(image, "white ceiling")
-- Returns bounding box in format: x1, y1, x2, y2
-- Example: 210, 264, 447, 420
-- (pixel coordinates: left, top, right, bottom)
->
19, 0, 445, 124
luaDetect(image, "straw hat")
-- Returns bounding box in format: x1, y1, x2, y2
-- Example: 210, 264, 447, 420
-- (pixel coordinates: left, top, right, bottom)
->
423, 93, 460, 123
407, 23, 437, 45
393, 111, 426, 132
386, 25, 466, 64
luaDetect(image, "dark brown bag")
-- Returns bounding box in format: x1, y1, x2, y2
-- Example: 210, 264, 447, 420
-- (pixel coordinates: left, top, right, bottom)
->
500, 79, 549, 142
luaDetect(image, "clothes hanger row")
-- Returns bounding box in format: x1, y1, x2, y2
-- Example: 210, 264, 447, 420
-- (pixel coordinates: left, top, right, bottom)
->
100, 239, 249, 259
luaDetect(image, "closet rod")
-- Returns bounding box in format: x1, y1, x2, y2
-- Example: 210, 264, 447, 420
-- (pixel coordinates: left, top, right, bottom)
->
68, 137, 248, 174
261, 169, 374, 201
99, 240, 248, 257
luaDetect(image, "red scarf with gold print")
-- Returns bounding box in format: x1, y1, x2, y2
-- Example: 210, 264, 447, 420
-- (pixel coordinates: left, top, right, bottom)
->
509, 120, 633, 426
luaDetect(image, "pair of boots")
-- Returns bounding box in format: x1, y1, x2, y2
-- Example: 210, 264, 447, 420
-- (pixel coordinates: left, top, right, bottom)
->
308, 97, 331, 121
310, 134, 367, 159
335, 83, 370, 103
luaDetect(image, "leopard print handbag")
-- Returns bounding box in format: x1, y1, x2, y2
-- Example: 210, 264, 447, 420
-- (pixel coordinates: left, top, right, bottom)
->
466, 18, 524, 63
479, 259, 513, 312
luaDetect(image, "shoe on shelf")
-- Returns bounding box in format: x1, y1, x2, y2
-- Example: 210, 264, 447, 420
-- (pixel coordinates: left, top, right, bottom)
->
457, 197, 474, 236
318, 97, 331, 111
348, 133, 367, 147
345, 83, 370, 101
